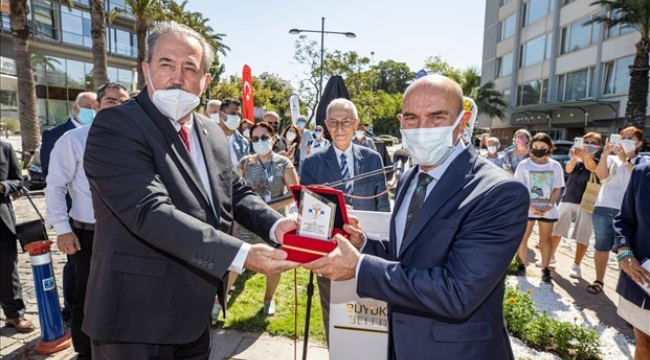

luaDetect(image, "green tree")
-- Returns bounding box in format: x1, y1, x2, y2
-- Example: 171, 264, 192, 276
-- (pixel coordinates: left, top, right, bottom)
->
586, 0, 650, 129
292, 35, 322, 122
9, 0, 39, 162
374, 60, 413, 94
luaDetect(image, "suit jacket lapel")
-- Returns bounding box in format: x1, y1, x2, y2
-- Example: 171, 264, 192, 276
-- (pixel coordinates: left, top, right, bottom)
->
353, 145, 363, 177
193, 116, 223, 220
325, 146, 343, 184
391, 167, 417, 259
398, 148, 477, 258
135, 91, 211, 207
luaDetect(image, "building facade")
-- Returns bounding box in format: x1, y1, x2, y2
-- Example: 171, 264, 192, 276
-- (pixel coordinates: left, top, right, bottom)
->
0, 0, 138, 127
480, 0, 650, 146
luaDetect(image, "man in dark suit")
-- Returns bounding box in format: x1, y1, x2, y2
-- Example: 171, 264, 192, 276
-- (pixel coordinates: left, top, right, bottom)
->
83, 21, 298, 359
40, 91, 97, 323
304, 75, 530, 360
300, 98, 389, 344
0, 141, 35, 333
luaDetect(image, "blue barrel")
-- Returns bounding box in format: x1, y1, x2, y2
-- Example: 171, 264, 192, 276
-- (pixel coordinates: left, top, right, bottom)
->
25, 241, 70, 350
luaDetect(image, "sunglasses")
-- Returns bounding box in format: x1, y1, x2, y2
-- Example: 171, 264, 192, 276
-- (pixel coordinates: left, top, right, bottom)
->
251, 134, 271, 143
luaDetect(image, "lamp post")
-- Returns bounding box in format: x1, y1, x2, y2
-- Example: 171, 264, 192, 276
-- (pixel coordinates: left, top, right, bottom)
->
289, 17, 356, 102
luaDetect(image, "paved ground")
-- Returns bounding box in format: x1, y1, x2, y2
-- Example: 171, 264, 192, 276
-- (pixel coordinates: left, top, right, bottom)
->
1, 135, 631, 359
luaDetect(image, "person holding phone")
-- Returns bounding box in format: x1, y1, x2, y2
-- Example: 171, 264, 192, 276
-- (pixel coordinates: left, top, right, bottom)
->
281, 124, 302, 171
236, 122, 299, 316
591, 126, 649, 295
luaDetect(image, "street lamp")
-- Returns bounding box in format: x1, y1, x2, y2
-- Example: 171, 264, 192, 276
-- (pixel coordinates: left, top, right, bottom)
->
289, 17, 356, 103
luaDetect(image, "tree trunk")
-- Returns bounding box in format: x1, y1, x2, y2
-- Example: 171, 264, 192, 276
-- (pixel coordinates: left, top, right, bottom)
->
9, 0, 39, 165
625, 37, 650, 129
136, 18, 147, 90
90, 0, 108, 90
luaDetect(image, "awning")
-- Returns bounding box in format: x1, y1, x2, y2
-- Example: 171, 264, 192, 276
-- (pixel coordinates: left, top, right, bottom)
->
512, 100, 619, 114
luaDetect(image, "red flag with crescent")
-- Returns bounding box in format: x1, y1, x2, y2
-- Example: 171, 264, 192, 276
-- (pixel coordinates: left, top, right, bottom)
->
242, 65, 254, 121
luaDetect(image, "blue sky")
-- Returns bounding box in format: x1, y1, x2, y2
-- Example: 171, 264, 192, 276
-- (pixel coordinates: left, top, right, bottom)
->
185, 0, 487, 86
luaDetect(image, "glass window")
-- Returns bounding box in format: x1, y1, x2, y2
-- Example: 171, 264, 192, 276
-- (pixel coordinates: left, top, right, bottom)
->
1, 12, 10, 31
523, 0, 553, 27
497, 52, 513, 77
107, 66, 118, 84
37, 99, 47, 126
47, 99, 72, 126
45, 56, 66, 87
117, 68, 134, 91
66, 59, 87, 90
607, 10, 636, 39
61, 8, 91, 47
499, 14, 516, 41
604, 55, 634, 95
560, 16, 599, 54
516, 79, 548, 106
501, 0, 512, 4
520, 35, 546, 68
557, 68, 595, 101
32, 0, 59, 40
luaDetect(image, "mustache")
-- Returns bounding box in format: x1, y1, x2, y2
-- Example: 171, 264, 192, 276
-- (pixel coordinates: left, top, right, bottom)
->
163, 84, 188, 91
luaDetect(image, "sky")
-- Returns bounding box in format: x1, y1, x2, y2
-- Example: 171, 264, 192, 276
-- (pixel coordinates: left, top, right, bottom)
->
184, 0, 487, 87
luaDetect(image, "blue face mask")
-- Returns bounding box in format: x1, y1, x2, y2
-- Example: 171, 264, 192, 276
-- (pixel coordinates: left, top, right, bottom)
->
77, 107, 96, 125
314, 131, 322, 138
298, 121, 306, 128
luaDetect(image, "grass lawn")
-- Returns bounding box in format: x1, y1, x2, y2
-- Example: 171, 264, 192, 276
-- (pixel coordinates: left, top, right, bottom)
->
217, 267, 326, 344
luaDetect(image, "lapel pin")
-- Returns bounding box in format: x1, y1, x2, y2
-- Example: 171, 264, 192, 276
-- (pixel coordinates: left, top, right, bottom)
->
203, 128, 208, 135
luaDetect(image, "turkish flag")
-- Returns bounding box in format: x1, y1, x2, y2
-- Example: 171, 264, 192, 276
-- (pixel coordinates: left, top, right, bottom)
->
242, 65, 254, 121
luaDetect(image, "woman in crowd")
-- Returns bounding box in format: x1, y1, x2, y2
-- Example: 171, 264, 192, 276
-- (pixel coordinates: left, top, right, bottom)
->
613, 163, 650, 360
238, 118, 254, 142
503, 129, 531, 175
485, 136, 503, 167
591, 127, 649, 295
307, 125, 330, 155
514, 132, 565, 283
281, 124, 302, 172
237, 122, 298, 316
551, 132, 600, 280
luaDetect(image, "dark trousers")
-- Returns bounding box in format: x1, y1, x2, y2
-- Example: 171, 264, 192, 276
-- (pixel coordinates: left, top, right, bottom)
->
92, 324, 211, 360
62, 259, 75, 322
70, 225, 94, 358
0, 221, 26, 319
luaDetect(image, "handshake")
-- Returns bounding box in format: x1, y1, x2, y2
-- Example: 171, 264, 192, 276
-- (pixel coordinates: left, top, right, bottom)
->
242, 216, 366, 281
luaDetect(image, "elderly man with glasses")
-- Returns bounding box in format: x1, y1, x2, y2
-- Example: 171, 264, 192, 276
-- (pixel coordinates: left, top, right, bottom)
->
300, 98, 390, 345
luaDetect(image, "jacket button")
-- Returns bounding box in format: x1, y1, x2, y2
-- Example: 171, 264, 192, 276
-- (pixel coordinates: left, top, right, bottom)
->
192, 257, 197, 262
208, 263, 214, 269
198, 259, 203, 265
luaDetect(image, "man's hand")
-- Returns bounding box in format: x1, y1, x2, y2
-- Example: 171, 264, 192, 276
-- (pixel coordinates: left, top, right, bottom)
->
244, 244, 299, 275
342, 215, 365, 249
273, 217, 298, 244
57, 232, 81, 255
302, 235, 361, 281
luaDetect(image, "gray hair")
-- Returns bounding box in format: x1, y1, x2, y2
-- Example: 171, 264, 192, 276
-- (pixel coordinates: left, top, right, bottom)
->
326, 98, 358, 119
146, 21, 214, 73
206, 100, 222, 110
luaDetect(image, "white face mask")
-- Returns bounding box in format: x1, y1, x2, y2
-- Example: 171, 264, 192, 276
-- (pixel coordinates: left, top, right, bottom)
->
487, 146, 497, 154
355, 130, 364, 139
400, 111, 464, 167
148, 70, 203, 121
209, 113, 221, 124
224, 114, 240, 130
620, 139, 638, 153
242, 129, 250, 138
286, 131, 296, 142
253, 140, 272, 155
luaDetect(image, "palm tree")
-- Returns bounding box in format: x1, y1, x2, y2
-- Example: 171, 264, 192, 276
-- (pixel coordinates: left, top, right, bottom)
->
460, 67, 507, 120
586, 0, 650, 129
90, 0, 108, 89
9, 0, 38, 163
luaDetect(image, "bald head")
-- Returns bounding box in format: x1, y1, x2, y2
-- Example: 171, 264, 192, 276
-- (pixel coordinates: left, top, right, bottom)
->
403, 75, 464, 116
205, 100, 222, 117
73, 92, 98, 121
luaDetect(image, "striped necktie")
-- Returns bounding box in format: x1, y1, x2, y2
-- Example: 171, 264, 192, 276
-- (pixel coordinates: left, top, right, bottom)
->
403, 172, 433, 237
340, 153, 352, 195
178, 125, 191, 153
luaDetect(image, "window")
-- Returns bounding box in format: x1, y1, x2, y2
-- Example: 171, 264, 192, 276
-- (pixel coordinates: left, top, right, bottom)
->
108, 27, 136, 57
107, 0, 131, 13
607, 13, 635, 39
520, 34, 552, 68
604, 56, 634, 95
32, 0, 59, 40
499, 14, 517, 41
44, 56, 67, 87
501, 0, 512, 4
1, 12, 10, 31
563, 0, 577, 5
560, 16, 600, 54
523, 0, 555, 27
516, 79, 548, 106
497, 52, 514, 77
66, 59, 88, 90
557, 68, 595, 101
61, 8, 92, 47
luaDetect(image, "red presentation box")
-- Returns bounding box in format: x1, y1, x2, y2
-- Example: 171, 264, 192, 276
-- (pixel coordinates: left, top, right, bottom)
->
282, 185, 349, 263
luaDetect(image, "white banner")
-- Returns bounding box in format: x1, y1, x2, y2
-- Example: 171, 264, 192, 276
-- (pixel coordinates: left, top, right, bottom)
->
329, 210, 391, 360
289, 94, 300, 125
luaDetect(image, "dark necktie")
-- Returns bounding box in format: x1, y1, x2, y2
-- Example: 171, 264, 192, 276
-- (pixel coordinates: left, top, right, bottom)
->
340, 153, 352, 194
403, 172, 433, 237
178, 125, 191, 153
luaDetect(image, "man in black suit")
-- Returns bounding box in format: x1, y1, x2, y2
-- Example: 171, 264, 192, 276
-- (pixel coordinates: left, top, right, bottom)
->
83, 21, 299, 359
0, 141, 35, 333
40, 91, 97, 323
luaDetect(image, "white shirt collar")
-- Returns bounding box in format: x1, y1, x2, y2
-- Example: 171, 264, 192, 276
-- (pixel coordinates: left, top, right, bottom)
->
169, 115, 194, 131
332, 143, 353, 160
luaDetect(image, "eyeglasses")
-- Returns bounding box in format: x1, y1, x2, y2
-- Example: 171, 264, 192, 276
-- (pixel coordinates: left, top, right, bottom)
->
327, 120, 353, 129
251, 134, 271, 143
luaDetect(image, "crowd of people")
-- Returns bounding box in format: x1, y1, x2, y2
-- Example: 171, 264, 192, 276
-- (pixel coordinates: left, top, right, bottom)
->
1, 19, 649, 360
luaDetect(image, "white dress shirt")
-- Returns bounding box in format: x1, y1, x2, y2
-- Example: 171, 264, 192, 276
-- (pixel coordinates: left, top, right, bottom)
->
333, 144, 355, 191
171, 117, 282, 274
227, 134, 239, 166
45, 125, 95, 235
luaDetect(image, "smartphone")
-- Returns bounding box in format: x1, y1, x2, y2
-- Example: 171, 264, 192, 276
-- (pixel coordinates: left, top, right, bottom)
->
610, 134, 621, 146
574, 137, 583, 150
